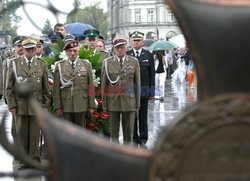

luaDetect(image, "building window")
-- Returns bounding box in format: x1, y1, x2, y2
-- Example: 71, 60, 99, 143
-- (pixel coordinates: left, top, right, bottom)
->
147, 9, 155, 22
168, 11, 175, 22
135, 9, 141, 23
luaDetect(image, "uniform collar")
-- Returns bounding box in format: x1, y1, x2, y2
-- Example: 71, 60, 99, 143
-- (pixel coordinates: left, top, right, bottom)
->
24, 55, 34, 63
133, 48, 142, 56
116, 55, 126, 63
68, 58, 77, 65
35, 55, 42, 59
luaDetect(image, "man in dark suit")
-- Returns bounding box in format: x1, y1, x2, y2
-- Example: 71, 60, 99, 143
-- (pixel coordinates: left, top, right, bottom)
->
127, 31, 155, 147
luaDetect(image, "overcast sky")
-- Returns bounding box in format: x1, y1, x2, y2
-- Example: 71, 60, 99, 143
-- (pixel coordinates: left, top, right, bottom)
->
16, 0, 107, 35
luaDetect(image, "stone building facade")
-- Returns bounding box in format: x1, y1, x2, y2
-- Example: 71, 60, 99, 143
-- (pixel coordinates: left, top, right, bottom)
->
107, 0, 181, 41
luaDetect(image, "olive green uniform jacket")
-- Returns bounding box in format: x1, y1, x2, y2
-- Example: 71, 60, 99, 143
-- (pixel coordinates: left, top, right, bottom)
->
53, 58, 95, 113
6, 56, 50, 115
101, 55, 141, 112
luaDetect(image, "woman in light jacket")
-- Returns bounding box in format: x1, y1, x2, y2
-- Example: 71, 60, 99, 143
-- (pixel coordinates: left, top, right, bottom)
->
154, 50, 167, 101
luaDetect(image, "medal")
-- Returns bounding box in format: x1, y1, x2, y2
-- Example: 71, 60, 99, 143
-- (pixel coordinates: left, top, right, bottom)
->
18, 76, 23, 81
37, 77, 40, 83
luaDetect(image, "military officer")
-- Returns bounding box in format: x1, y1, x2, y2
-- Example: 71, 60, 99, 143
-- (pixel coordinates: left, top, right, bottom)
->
3, 36, 26, 153
35, 39, 44, 58
53, 40, 95, 126
43, 31, 64, 57
6, 39, 50, 169
102, 37, 141, 144
127, 31, 155, 147
83, 28, 110, 62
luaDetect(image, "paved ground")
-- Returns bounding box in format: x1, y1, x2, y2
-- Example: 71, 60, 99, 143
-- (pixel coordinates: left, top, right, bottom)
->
0, 79, 197, 181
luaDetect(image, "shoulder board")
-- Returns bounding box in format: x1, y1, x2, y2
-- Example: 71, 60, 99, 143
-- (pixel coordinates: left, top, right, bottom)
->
79, 59, 90, 64
36, 57, 45, 62
9, 56, 19, 61
54, 59, 65, 66
104, 56, 114, 63
128, 55, 138, 61
142, 48, 151, 53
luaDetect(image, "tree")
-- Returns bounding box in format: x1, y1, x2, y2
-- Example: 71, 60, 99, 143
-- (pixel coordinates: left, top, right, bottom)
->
42, 19, 53, 36
66, 3, 108, 39
1, 0, 22, 37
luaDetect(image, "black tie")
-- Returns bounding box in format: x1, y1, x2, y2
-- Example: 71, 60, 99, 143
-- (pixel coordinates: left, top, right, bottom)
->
28, 61, 31, 70
136, 51, 139, 58
72, 63, 75, 70
119, 59, 123, 68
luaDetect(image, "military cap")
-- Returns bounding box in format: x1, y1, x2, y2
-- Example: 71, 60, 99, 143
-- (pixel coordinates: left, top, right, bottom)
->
83, 29, 100, 38
12, 36, 26, 46
130, 31, 144, 40
63, 40, 79, 50
48, 31, 64, 40
21, 39, 37, 49
98, 34, 104, 40
112, 37, 127, 47
36, 39, 44, 46
64, 34, 75, 42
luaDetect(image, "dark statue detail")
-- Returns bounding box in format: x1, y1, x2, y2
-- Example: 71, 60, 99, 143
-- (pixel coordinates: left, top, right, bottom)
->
1, 0, 250, 180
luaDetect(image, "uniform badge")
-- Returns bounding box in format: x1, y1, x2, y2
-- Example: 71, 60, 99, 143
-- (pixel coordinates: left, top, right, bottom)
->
35, 69, 42, 73
37, 77, 40, 83
80, 67, 86, 72
21, 62, 24, 65
141, 59, 149, 62
127, 65, 134, 70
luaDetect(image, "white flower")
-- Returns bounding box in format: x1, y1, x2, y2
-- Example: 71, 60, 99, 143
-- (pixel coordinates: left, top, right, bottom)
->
95, 99, 98, 107
51, 64, 56, 73
59, 51, 67, 59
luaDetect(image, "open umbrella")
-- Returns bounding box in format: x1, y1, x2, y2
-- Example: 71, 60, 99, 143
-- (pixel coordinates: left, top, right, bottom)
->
148, 41, 178, 51
65, 22, 94, 37
169, 34, 186, 48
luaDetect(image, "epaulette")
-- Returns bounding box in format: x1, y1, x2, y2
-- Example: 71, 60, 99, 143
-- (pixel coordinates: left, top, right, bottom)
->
105, 56, 113, 61
54, 59, 65, 66
142, 48, 150, 53
128, 55, 138, 61
8, 56, 19, 63
80, 58, 89, 63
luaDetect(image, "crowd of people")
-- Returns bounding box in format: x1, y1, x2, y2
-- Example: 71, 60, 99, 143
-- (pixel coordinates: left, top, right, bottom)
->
0, 23, 193, 170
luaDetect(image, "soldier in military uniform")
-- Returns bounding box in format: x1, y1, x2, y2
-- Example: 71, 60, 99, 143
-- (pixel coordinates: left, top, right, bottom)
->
127, 31, 155, 147
53, 40, 95, 127
3, 36, 26, 154
83, 28, 110, 62
3, 36, 26, 100
6, 39, 50, 169
102, 37, 141, 144
35, 39, 44, 59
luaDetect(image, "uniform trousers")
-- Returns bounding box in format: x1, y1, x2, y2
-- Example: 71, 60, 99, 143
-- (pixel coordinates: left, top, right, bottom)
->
133, 98, 149, 144
16, 115, 40, 167
155, 72, 166, 99
109, 111, 135, 143
63, 112, 86, 127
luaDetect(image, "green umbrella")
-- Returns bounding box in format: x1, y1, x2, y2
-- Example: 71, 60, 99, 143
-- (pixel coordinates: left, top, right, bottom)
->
148, 40, 178, 51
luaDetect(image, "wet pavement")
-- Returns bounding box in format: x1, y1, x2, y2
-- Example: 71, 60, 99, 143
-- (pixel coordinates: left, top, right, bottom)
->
0, 79, 197, 181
